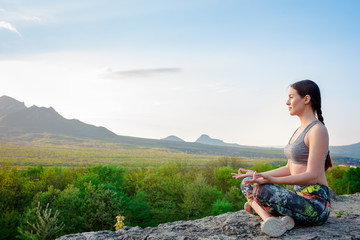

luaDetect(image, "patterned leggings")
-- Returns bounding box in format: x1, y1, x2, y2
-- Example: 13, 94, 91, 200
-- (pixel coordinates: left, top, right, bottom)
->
241, 177, 331, 225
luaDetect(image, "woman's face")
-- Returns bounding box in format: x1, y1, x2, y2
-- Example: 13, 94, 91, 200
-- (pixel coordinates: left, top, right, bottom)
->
286, 87, 307, 116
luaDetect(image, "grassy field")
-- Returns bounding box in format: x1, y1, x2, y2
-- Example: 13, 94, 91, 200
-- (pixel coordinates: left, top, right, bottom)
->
0, 135, 287, 169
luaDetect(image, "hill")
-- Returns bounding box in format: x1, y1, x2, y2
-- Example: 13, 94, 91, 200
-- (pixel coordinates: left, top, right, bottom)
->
0, 95, 359, 161
330, 142, 360, 159
162, 135, 185, 142
0, 96, 118, 140
0, 96, 286, 159
0, 95, 27, 117
195, 134, 239, 147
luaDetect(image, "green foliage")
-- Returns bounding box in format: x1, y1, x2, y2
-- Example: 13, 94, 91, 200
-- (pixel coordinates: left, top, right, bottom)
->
21, 166, 44, 182
0, 167, 48, 240
17, 202, 64, 240
126, 191, 153, 227
343, 167, 360, 193
250, 162, 275, 173
0, 210, 22, 239
211, 198, 232, 215
224, 186, 247, 211
76, 164, 126, 192
211, 156, 251, 169
54, 185, 84, 233
326, 166, 360, 195
0, 141, 222, 168
80, 182, 125, 231
0, 168, 38, 212
0, 142, 358, 240
213, 167, 238, 193
41, 167, 78, 190
32, 186, 61, 209
127, 164, 186, 224
182, 174, 222, 219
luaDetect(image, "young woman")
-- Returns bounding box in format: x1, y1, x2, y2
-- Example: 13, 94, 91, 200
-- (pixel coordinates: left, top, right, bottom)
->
232, 80, 332, 237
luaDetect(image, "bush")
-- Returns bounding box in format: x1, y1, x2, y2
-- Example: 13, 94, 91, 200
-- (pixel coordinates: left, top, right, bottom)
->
224, 185, 246, 211
126, 191, 153, 227
211, 199, 232, 215
213, 167, 238, 193
54, 184, 84, 234
182, 174, 222, 219
17, 202, 64, 240
80, 182, 125, 231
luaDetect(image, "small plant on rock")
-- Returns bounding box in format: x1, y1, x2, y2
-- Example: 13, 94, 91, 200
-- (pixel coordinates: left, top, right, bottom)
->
114, 215, 126, 230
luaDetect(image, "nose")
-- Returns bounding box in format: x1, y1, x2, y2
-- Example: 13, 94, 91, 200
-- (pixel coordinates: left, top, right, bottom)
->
286, 98, 290, 106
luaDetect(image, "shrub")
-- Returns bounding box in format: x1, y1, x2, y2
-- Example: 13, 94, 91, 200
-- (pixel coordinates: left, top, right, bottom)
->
211, 199, 232, 215
182, 174, 222, 219
224, 185, 246, 211
17, 202, 64, 240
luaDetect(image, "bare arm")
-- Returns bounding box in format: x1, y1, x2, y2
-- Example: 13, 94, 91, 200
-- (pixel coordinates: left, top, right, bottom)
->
231, 163, 290, 180
263, 163, 291, 177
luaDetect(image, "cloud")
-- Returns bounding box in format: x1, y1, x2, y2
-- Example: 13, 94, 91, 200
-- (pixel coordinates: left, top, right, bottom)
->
102, 67, 181, 79
22, 16, 42, 22
0, 21, 21, 37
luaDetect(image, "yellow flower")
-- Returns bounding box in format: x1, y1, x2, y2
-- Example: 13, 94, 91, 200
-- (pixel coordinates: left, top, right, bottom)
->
114, 215, 126, 230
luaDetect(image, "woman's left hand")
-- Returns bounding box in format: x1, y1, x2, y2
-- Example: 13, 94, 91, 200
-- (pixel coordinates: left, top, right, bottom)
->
243, 171, 274, 185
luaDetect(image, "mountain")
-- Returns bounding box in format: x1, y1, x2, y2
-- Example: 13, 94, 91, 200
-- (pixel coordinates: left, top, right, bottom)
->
0, 96, 117, 140
195, 134, 240, 148
330, 142, 360, 159
0, 95, 358, 161
0, 95, 27, 118
196, 134, 227, 146
162, 135, 185, 142
0, 96, 285, 158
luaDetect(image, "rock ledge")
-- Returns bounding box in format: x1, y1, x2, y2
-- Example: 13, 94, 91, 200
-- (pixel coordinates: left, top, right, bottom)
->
57, 193, 360, 240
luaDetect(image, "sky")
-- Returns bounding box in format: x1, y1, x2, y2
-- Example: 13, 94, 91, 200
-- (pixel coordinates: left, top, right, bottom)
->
1, 0, 360, 147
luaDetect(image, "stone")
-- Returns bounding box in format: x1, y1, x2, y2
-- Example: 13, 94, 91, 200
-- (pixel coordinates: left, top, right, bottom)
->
57, 193, 360, 240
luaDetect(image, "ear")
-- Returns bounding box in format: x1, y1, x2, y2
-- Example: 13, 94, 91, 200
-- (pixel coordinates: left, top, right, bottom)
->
304, 95, 311, 104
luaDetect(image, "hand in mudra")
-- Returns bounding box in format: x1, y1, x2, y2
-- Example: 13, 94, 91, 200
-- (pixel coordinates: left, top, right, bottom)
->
231, 168, 255, 179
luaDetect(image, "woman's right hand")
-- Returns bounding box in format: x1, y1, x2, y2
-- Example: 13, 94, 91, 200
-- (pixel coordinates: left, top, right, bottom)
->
231, 168, 255, 179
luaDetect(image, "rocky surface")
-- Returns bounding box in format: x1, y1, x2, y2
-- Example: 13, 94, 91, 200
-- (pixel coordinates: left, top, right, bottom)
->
57, 193, 360, 240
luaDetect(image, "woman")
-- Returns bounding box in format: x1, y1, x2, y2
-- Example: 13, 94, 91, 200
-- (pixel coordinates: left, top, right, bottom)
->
232, 80, 332, 237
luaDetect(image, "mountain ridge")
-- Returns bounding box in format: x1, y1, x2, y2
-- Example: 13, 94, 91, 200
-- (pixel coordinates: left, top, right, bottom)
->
0, 95, 359, 161
0, 95, 27, 118
0, 96, 118, 140
162, 135, 185, 142
195, 134, 241, 148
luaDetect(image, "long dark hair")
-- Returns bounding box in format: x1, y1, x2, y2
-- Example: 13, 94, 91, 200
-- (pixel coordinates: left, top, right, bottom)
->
291, 80, 332, 171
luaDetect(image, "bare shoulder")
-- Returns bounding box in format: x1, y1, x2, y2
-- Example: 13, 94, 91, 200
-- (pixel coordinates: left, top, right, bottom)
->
307, 122, 329, 143
311, 122, 328, 135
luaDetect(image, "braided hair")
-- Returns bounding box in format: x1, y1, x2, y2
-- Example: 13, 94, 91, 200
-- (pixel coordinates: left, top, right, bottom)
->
290, 80, 332, 171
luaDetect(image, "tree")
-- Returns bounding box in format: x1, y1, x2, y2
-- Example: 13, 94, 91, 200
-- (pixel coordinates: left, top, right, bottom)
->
126, 191, 153, 227
213, 167, 238, 193
80, 182, 125, 231
17, 202, 64, 240
211, 198, 232, 215
182, 174, 221, 219
224, 185, 246, 211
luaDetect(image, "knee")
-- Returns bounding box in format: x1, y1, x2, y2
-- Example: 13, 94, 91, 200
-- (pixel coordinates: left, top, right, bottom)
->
240, 177, 253, 192
252, 184, 275, 203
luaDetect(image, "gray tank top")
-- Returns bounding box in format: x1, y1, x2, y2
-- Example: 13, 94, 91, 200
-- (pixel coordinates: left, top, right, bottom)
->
284, 120, 320, 165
